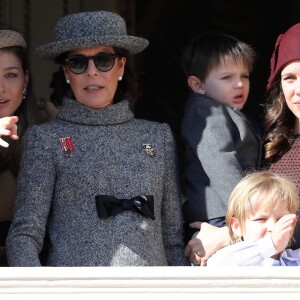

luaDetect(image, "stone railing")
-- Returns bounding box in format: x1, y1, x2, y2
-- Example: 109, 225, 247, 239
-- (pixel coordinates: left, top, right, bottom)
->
0, 267, 300, 299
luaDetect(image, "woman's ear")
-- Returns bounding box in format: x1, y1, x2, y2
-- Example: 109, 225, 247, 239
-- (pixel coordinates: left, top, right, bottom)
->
230, 217, 242, 239
118, 57, 126, 78
187, 75, 205, 94
24, 70, 29, 88
61, 65, 70, 82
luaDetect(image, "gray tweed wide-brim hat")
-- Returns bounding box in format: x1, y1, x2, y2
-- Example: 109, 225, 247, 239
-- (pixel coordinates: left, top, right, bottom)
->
35, 11, 149, 60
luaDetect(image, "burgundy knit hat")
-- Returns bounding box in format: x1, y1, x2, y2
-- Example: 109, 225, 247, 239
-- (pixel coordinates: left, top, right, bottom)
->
267, 23, 300, 91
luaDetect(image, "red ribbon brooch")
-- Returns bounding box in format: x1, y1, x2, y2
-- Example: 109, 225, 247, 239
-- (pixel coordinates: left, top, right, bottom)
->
59, 137, 74, 157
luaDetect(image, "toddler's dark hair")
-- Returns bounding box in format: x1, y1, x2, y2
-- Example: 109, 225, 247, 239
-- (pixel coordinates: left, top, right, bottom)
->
182, 32, 255, 80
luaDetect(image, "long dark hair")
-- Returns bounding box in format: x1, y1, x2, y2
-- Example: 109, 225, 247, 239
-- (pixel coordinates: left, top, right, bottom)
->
264, 79, 295, 165
2, 47, 39, 129
49, 47, 138, 110
0, 39, 41, 173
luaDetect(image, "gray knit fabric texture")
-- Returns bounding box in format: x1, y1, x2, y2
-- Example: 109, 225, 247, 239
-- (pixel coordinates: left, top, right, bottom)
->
7, 99, 187, 266
35, 11, 149, 60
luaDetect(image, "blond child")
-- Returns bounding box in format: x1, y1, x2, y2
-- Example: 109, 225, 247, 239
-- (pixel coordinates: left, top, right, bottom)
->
207, 171, 300, 266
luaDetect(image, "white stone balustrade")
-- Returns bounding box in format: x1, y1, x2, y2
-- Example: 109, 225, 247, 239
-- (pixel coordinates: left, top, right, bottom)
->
0, 267, 300, 299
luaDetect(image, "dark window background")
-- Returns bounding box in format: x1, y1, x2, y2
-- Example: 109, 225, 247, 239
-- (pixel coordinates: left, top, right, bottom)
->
132, 0, 300, 176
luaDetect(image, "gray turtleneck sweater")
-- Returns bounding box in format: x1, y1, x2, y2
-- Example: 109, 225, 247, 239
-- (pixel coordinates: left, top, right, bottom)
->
7, 98, 187, 266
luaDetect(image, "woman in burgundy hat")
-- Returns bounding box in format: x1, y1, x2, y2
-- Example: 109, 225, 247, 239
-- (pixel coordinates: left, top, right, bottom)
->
264, 23, 300, 249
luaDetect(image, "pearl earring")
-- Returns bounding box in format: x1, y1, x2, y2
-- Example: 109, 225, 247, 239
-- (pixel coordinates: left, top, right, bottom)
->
22, 88, 27, 99
118, 76, 122, 81
66, 79, 70, 84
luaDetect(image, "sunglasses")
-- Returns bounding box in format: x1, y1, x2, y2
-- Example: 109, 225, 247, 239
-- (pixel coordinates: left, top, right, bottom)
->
64, 53, 119, 74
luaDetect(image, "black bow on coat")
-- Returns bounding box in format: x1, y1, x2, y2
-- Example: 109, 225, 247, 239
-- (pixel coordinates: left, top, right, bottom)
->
95, 195, 155, 220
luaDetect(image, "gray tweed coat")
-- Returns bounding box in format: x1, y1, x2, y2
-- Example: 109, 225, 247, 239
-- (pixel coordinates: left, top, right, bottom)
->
7, 98, 187, 266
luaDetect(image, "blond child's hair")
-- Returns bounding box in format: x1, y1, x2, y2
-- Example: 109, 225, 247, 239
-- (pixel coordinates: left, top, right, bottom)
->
226, 171, 298, 244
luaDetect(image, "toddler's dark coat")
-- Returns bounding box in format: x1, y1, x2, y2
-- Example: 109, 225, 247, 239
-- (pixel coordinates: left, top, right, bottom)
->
181, 93, 261, 223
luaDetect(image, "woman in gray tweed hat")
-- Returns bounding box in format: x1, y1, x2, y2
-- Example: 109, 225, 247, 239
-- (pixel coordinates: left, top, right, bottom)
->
6, 11, 188, 266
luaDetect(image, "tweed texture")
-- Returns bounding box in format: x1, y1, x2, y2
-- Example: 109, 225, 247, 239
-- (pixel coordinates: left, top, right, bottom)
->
269, 135, 300, 210
35, 11, 149, 60
268, 136, 300, 249
7, 99, 187, 266
181, 93, 262, 223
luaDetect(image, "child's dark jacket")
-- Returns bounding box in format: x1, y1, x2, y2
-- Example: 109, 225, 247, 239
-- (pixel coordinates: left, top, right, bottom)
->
181, 93, 261, 222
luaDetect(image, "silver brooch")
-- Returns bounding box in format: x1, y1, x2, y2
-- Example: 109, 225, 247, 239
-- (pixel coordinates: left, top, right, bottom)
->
142, 143, 155, 156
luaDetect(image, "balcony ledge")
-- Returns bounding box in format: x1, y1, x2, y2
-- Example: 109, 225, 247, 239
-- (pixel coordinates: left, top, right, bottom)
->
0, 267, 299, 299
